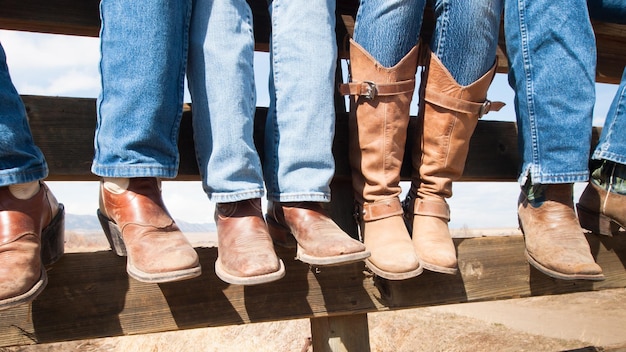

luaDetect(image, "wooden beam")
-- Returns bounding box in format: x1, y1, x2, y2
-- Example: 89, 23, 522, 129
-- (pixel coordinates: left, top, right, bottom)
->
1, 232, 624, 347
21, 95, 601, 183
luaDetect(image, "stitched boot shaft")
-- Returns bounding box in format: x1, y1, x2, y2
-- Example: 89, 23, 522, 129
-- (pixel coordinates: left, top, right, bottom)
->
0, 182, 62, 310
407, 47, 503, 274
577, 161, 626, 236
98, 177, 201, 283
519, 183, 603, 281
342, 39, 421, 280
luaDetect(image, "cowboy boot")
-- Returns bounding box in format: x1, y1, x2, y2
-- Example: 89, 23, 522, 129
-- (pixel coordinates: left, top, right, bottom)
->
98, 177, 201, 283
578, 160, 626, 236
404, 47, 504, 274
216, 198, 285, 285
0, 181, 64, 311
520, 182, 603, 280
340, 39, 422, 280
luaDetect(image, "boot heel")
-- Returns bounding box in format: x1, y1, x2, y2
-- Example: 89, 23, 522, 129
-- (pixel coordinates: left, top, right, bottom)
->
266, 216, 297, 249
97, 209, 127, 256
577, 204, 619, 236
41, 203, 65, 266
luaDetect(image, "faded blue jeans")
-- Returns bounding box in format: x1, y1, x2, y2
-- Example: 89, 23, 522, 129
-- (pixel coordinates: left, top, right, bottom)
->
0, 43, 48, 187
92, 0, 192, 178
353, 0, 503, 86
188, 0, 338, 203
588, 0, 626, 165
504, 0, 597, 185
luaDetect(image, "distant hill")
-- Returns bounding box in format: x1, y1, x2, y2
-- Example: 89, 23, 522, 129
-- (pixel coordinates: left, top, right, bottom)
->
65, 213, 216, 233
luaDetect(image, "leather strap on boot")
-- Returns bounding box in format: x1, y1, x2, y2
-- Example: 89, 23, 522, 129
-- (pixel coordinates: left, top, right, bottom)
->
339, 79, 415, 100
413, 198, 450, 221
361, 197, 404, 222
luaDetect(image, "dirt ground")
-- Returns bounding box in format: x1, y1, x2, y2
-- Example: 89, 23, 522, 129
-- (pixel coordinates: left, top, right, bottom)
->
2, 288, 625, 352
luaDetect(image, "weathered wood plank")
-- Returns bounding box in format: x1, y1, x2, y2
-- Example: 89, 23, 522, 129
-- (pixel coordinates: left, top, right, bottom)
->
0, 232, 624, 347
1, 1, 623, 83
22, 95, 602, 183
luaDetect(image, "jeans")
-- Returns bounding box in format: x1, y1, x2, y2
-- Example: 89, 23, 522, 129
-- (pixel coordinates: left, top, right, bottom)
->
588, 0, 626, 165
353, 0, 502, 86
504, 0, 597, 185
92, 0, 193, 178
0, 44, 48, 187
188, 0, 338, 203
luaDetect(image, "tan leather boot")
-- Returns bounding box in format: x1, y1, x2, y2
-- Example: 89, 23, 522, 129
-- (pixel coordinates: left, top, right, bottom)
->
340, 39, 422, 280
519, 183, 603, 281
404, 47, 503, 274
577, 161, 626, 236
0, 182, 64, 311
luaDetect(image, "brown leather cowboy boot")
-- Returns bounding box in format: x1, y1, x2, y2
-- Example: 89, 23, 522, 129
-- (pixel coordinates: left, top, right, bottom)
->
340, 39, 422, 279
97, 177, 201, 283
404, 47, 503, 274
519, 182, 603, 280
0, 181, 64, 310
215, 198, 285, 285
266, 201, 369, 266
578, 160, 626, 236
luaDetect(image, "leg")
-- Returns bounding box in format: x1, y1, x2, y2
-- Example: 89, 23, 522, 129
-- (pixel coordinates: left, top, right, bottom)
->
264, 0, 369, 266
0, 43, 64, 310
187, 0, 284, 285
93, 0, 200, 283
505, 0, 603, 280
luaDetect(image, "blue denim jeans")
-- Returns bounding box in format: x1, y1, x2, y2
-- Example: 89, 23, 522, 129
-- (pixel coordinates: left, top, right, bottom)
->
588, 0, 626, 165
92, 0, 192, 178
504, 0, 597, 185
353, 0, 502, 86
0, 44, 48, 187
188, 0, 338, 203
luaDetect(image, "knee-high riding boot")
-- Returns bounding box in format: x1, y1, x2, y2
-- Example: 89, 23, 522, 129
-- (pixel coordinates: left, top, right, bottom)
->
341, 39, 422, 280
404, 47, 503, 274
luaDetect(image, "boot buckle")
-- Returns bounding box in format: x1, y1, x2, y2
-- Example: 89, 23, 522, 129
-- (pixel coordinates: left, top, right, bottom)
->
362, 81, 378, 100
479, 100, 492, 118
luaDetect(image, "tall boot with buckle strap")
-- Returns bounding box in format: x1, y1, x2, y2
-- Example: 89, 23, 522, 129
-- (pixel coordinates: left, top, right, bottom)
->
340, 39, 422, 280
403, 47, 504, 274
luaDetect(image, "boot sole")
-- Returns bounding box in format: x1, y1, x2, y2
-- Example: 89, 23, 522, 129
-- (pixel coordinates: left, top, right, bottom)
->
365, 259, 423, 280
215, 259, 285, 285
525, 250, 605, 281
420, 260, 458, 275
97, 209, 202, 283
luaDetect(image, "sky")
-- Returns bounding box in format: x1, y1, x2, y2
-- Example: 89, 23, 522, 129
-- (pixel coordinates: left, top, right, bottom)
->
0, 29, 619, 229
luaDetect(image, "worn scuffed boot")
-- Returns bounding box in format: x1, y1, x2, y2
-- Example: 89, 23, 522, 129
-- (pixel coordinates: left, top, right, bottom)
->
215, 198, 285, 285
404, 47, 503, 274
0, 181, 64, 310
519, 182, 604, 281
98, 177, 201, 283
577, 160, 626, 236
340, 39, 422, 280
